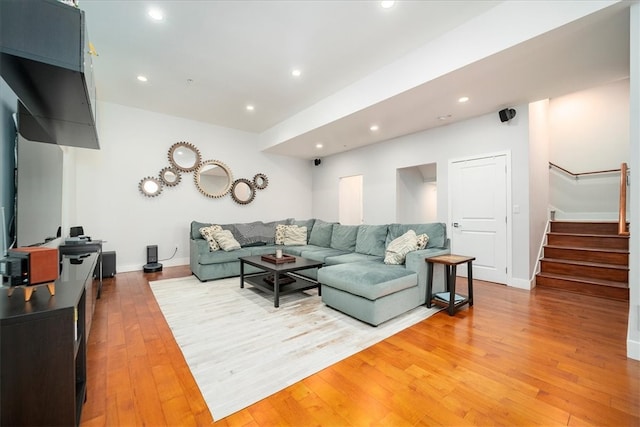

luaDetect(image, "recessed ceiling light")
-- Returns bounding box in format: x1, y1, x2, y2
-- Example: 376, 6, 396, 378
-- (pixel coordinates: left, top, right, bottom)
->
438, 115, 452, 121
370, 125, 379, 131
148, 8, 164, 21
381, 1, 395, 9
316, 143, 323, 149
291, 68, 302, 78
137, 75, 148, 82
458, 96, 470, 103
246, 105, 255, 111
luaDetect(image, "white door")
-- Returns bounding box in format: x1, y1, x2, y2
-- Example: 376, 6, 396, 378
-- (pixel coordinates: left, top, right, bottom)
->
449, 155, 508, 283
339, 175, 363, 225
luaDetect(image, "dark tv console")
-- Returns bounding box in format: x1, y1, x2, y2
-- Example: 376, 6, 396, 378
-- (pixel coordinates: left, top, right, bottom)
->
0, 252, 98, 426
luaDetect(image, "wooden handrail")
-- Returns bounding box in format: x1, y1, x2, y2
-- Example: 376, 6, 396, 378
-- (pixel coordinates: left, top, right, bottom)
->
549, 162, 622, 178
619, 162, 629, 236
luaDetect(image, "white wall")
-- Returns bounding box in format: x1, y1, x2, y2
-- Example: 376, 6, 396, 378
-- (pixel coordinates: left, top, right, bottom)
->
550, 79, 629, 171
397, 166, 437, 223
312, 105, 533, 285
549, 80, 629, 219
528, 99, 551, 283
74, 102, 312, 272
627, 2, 639, 360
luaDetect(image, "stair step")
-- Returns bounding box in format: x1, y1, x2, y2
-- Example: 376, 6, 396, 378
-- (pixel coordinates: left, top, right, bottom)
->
550, 221, 622, 235
540, 258, 628, 282
543, 245, 629, 265
536, 272, 629, 301
547, 233, 629, 250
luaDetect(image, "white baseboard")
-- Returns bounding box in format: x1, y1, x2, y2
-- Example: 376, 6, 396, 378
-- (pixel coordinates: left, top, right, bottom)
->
627, 338, 640, 361
118, 257, 189, 273
509, 277, 533, 290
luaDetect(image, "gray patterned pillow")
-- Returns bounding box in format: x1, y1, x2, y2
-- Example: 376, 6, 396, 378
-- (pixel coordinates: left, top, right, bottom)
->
212, 229, 241, 251
384, 230, 418, 265
275, 224, 288, 245
199, 225, 223, 251
284, 226, 307, 246
416, 233, 429, 250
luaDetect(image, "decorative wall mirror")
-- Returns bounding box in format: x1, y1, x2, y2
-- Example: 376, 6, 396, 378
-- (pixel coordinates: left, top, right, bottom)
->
194, 160, 233, 198
139, 176, 163, 197
253, 173, 269, 190
168, 141, 201, 172
159, 166, 181, 186
231, 178, 256, 204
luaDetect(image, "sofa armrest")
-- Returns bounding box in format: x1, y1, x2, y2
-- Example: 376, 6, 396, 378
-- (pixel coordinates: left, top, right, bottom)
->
405, 247, 451, 302
190, 238, 209, 269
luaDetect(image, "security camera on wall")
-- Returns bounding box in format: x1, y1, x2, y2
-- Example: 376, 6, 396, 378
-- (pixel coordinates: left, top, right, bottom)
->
314, 158, 322, 166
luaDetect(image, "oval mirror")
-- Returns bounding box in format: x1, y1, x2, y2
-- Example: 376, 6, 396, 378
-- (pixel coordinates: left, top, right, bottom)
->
253, 173, 269, 190
159, 166, 181, 187
194, 160, 233, 198
231, 178, 256, 205
138, 176, 163, 197
168, 141, 201, 172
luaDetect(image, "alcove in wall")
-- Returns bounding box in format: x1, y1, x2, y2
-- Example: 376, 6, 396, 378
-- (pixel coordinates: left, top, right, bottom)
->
396, 163, 437, 223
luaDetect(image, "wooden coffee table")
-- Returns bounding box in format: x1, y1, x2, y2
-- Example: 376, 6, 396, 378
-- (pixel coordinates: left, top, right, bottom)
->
239, 255, 323, 308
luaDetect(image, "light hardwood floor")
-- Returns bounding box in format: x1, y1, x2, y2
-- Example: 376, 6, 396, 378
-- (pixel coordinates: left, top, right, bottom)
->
80, 266, 639, 426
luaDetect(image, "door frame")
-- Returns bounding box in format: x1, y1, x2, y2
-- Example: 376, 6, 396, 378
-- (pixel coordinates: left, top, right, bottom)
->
447, 150, 512, 285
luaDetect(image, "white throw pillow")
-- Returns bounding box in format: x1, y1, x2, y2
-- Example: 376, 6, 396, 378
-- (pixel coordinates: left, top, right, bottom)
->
416, 233, 429, 250
212, 229, 241, 251
284, 226, 307, 246
199, 225, 223, 251
384, 230, 418, 265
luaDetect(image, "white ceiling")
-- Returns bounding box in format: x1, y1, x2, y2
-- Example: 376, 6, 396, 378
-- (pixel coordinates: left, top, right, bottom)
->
81, 1, 631, 159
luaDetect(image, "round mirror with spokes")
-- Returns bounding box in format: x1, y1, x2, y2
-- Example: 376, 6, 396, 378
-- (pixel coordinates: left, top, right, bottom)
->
194, 160, 233, 198
231, 178, 256, 204
159, 166, 181, 187
139, 176, 163, 197
168, 141, 202, 172
253, 173, 269, 190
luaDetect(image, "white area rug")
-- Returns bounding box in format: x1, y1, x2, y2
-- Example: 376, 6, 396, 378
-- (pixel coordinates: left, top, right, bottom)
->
149, 275, 440, 420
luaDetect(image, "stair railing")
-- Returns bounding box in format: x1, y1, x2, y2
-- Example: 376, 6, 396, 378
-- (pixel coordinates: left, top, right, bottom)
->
549, 162, 623, 179
548, 162, 630, 235
619, 162, 629, 236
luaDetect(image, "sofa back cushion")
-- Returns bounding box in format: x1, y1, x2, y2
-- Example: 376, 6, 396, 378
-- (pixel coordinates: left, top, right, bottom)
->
330, 224, 358, 251
387, 223, 446, 248
355, 224, 388, 256
191, 221, 211, 240
308, 219, 335, 247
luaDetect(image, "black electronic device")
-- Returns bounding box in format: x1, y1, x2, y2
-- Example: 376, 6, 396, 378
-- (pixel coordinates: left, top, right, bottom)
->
143, 245, 162, 273
0, 257, 24, 286
147, 245, 158, 263
95, 251, 116, 278
499, 108, 517, 122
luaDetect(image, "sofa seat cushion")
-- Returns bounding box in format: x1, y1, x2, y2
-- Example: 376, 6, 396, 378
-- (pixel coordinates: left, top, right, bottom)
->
249, 245, 278, 256
282, 244, 326, 257
324, 252, 383, 266
300, 247, 349, 263
318, 261, 417, 301
199, 248, 253, 265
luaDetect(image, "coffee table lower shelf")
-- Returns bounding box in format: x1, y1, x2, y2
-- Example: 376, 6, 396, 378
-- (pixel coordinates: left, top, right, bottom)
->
243, 273, 319, 307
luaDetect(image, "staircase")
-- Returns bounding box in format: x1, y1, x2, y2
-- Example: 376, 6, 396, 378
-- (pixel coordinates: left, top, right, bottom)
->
536, 221, 629, 301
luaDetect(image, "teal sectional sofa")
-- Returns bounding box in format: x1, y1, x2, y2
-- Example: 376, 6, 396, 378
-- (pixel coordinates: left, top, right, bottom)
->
189, 219, 450, 325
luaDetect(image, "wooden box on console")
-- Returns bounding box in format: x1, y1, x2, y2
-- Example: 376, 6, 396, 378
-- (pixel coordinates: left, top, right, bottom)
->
9, 247, 59, 285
